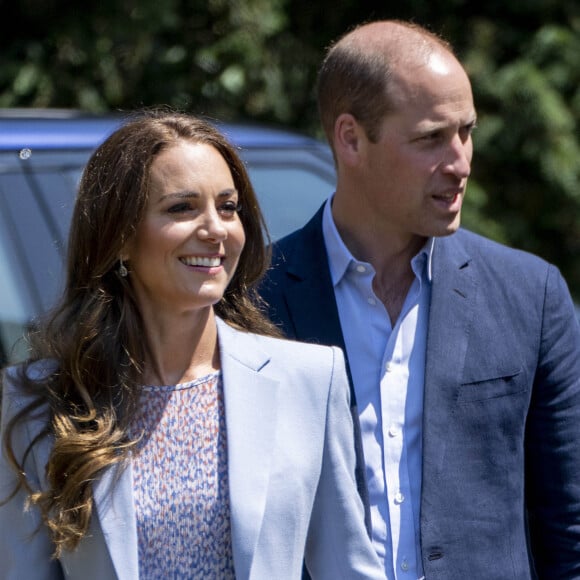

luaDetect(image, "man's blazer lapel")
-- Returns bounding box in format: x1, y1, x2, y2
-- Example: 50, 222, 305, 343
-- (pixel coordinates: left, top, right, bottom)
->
276, 207, 349, 377
422, 233, 477, 478
216, 319, 280, 579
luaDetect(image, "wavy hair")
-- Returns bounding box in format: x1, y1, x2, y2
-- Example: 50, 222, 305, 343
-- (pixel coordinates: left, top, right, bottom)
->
1, 110, 279, 556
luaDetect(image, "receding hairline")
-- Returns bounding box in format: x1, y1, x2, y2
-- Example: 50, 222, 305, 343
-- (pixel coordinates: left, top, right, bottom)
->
332, 20, 454, 70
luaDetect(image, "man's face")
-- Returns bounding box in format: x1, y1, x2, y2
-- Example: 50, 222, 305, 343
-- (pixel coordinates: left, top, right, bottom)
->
357, 51, 477, 243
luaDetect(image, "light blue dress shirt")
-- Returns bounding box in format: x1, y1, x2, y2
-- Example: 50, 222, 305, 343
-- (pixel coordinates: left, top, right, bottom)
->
322, 197, 433, 580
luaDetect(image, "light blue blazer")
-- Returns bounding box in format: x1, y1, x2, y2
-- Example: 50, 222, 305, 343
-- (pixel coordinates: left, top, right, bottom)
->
0, 318, 384, 580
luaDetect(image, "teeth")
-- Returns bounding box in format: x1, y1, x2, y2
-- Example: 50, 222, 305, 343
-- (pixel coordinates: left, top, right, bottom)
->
181, 256, 221, 267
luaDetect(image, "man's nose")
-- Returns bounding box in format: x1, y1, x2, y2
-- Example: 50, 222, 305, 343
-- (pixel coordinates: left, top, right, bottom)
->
443, 135, 472, 179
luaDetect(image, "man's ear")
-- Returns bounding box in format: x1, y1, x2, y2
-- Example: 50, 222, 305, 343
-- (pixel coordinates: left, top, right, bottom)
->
333, 113, 365, 167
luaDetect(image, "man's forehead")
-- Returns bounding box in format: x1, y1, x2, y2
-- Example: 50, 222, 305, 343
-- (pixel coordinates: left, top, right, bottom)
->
426, 51, 455, 75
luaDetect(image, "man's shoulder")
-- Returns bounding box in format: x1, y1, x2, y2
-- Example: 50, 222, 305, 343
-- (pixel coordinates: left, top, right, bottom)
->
271, 226, 311, 258
267, 205, 327, 277
445, 228, 551, 271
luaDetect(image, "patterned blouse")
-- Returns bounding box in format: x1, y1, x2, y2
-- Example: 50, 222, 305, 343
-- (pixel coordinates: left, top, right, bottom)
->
128, 372, 235, 579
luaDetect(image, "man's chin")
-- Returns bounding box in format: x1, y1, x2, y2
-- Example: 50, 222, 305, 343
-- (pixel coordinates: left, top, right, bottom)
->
436, 216, 462, 237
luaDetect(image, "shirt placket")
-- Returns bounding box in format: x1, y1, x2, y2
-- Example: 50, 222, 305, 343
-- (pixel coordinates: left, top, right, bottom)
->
380, 284, 421, 579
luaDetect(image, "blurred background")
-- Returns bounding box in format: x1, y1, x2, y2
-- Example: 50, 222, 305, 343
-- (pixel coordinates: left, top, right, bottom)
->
1, 0, 579, 302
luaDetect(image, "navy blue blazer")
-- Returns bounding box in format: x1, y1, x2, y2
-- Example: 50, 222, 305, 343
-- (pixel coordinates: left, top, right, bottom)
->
259, 205, 580, 579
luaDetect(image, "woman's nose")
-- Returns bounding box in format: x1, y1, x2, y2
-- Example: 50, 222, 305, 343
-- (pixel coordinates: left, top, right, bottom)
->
197, 210, 227, 242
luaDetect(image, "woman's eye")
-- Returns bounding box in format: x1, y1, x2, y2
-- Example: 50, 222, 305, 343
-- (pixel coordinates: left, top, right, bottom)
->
218, 201, 241, 216
167, 202, 192, 214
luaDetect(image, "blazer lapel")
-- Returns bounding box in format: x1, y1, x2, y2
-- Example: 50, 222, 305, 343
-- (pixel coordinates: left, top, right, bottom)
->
216, 319, 280, 579
91, 463, 139, 579
280, 207, 351, 382
19, 390, 138, 579
422, 232, 477, 477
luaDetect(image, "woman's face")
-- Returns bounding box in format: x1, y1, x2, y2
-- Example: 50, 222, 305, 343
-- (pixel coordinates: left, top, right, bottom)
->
125, 140, 245, 317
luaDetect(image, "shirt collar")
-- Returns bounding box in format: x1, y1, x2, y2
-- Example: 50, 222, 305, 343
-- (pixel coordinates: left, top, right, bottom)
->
322, 195, 435, 286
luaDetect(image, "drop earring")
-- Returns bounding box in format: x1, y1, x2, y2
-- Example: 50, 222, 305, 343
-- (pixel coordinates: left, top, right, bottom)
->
118, 259, 128, 277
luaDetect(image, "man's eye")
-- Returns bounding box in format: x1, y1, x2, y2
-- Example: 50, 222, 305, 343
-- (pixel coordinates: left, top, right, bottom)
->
460, 123, 477, 140
423, 131, 442, 141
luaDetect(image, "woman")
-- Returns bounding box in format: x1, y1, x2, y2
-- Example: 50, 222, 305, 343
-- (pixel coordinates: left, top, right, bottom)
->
0, 111, 383, 579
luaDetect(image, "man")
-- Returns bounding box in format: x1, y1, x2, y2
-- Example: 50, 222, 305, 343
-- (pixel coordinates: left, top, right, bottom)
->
259, 20, 580, 579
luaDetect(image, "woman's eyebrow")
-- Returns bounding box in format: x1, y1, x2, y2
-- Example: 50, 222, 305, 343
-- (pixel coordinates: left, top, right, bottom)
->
158, 191, 200, 202
158, 188, 239, 203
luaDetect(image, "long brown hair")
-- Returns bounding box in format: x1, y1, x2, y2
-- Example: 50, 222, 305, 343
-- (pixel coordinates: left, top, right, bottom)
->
1, 110, 279, 556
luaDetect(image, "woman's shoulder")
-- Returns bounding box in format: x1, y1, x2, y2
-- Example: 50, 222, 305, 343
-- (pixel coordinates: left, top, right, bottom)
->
3, 358, 58, 386
217, 319, 345, 385
2, 359, 57, 411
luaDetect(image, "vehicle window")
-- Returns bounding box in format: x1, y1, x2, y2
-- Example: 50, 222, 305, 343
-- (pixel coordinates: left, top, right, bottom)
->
0, 210, 31, 365
241, 147, 335, 240
0, 151, 81, 365
249, 166, 332, 240
0, 167, 70, 312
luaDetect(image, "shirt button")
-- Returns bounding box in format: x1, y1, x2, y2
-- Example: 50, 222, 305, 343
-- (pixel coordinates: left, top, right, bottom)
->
367, 297, 377, 306
401, 559, 409, 572
388, 425, 400, 437
394, 491, 405, 504
356, 264, 366, 273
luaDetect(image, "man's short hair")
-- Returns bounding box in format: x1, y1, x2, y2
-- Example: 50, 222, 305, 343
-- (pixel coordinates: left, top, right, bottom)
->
317, 20, 453, 150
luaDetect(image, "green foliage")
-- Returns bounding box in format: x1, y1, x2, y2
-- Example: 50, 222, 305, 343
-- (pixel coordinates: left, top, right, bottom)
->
1, 0, 579, 299
463, 19, 580, 298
